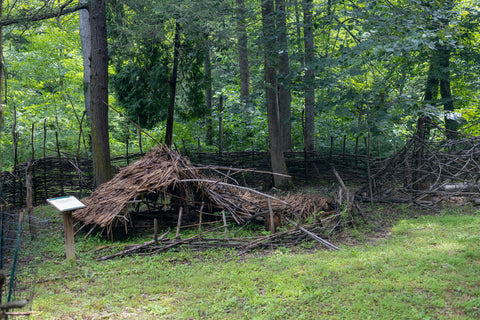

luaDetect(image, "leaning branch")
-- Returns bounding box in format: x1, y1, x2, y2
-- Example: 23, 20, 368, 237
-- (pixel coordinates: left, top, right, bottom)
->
176, 179, 290, 205
2, 2, 88, 26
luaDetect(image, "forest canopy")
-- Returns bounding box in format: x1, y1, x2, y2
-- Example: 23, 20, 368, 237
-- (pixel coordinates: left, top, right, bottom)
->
0, 0, 479, 178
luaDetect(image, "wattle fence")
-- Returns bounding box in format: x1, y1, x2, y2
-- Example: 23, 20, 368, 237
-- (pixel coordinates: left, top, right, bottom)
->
0, 149, 370, 210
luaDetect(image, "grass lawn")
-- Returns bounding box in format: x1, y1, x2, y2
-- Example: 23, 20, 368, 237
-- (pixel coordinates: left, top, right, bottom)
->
20, 204, 480, 319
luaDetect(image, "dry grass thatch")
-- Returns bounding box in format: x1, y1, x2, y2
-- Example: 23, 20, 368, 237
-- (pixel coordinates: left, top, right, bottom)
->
73, 147, 296, 232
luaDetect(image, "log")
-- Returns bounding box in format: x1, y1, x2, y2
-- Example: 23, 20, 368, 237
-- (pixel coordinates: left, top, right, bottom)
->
0, 299, 28, 310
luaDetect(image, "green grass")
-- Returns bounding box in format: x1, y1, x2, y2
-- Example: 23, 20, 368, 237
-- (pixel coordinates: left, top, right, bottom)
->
21, 205, 480, 319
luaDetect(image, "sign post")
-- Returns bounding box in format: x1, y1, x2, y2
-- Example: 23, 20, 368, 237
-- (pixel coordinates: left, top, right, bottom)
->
47, 196, 86, 260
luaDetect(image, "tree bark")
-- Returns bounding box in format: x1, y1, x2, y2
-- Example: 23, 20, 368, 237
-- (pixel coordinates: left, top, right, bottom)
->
262, 0, 291, 189
303, 0, 315, 152
0, 0, 3, 173
204, 35, 214, 146
164, 22, 181, 148
90, 0, 112, 187
438, 45, 457, 139
236, 0, 250, 104
79, 0, 91, 119
414, 55, 438, 190
275, 0, 292, 151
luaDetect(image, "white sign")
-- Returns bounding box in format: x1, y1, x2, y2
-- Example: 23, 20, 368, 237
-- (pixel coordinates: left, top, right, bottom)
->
47, 196, 86, 212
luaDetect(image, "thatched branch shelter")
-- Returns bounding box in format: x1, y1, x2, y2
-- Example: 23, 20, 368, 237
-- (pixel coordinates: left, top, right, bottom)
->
73, 147, 309, 237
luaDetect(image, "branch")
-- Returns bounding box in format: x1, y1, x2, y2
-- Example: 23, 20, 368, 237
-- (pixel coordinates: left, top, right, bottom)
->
285, 217, 340, 251
176, 179, 290, 205
2, 2, 88, 27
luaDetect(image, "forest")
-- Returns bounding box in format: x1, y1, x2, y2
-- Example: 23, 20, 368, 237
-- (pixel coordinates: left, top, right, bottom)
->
0, 0, 479, 188
1, 2, 480, 318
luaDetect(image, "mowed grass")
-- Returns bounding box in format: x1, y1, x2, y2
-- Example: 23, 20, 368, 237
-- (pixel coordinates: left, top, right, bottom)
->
27, 205, 480, 319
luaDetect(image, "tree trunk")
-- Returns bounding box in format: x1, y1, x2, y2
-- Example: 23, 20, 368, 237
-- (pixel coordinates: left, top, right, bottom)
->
0, 0, 3, 173
303, 0, 315, 153
79, 0, 91, 119
262, 0, 291, 189
164, 22, 181, 148
438, 45, 457, 139
275, 0, 292, 151
414, 55, 438, 190
204, 35, 214, 146
236, 0, 250, 104
90, 0, 112, 187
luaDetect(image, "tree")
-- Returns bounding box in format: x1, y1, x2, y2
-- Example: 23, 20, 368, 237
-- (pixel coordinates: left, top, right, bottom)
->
0, 0, 3, 173
1, 1, 91, 170
204, 35, 214, 146
79, 0, 91, 119
303, 0, 315, 153
236, 0, 250, 104
262, 0, 291, 188
275, 0, 292, 151
90, 0, 112, 186
164, 22, 181, 148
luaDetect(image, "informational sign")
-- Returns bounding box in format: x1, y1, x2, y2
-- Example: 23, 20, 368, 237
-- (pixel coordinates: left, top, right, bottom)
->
46, 196, 86, 260
47, 196, 86, 212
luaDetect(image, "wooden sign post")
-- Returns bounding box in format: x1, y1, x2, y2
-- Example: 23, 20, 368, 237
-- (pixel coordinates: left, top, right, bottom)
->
47, 196, 86, 260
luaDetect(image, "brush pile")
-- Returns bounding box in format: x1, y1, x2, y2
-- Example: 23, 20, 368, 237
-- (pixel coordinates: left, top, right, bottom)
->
359, 135, 480, 205
73, 147, 304, 236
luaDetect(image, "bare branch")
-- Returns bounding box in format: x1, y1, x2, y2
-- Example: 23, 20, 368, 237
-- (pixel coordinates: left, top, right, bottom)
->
2, 2, 88, 27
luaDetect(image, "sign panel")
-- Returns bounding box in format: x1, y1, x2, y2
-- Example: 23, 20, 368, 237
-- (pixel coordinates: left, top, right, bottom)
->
47, 196, 86, 212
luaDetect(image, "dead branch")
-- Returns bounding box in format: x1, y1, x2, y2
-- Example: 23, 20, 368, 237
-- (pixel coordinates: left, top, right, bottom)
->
98, 231, 169, 261
285, 217, 339, 250
176, 179, 290, 205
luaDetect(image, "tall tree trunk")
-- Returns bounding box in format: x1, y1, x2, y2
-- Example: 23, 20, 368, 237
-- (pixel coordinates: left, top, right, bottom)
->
438, 45, 457, 139
236, 0, 250, 104
0, 0, 3, 174
414, 55, 438, 190
79, 0, 91, 120
164, 22, 181, 148
90, 0, 112, 187
204, 35, 214, 146
275, 0, 292, 151
262, 0, 291, 189
303, 0, 315, 152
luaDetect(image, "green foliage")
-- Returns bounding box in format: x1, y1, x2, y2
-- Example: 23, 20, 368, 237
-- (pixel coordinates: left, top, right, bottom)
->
111, 43, 171, 129
2, 0, 480, 169
1, 17, 88, 169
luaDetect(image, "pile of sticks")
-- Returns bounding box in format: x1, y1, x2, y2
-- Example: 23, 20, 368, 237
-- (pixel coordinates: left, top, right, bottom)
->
360, 135, 480, 205
97, 217, 341, 261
